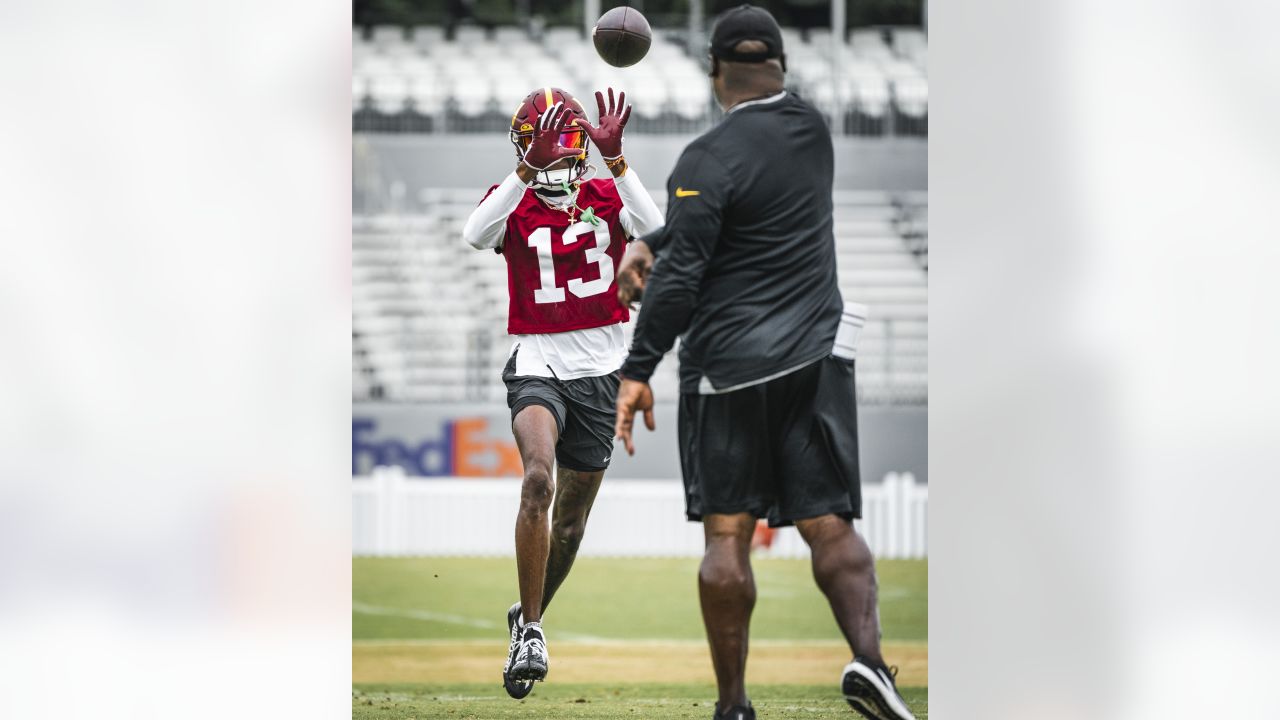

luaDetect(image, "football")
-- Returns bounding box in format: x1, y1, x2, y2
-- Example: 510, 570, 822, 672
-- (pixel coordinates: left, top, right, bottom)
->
592, 7, 652, 68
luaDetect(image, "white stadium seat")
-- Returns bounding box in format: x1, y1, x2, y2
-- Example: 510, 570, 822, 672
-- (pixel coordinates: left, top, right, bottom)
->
411, 79, 447, 115
369, 75, 410, 113
851, 75, 891, 117
849, 29, 887, 51
493, 26, 528, 44
397, 56, 435, 85
543, 26, 583, 49
453, 25, 486, 46
494, 77, 534, 113
453, 78, 494, 116
357, 55, 396, 79
893, 77, 929, 117
352, 75, 368, 109
371, 25, 405, 48
881, 59, 923, 81
412, 25, 444, 51
892, 28, 927, 58
630, 75, 669, 118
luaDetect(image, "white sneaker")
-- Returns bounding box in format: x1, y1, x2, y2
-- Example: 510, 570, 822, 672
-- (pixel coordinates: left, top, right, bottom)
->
501, 603, 533, 699
509, 622, 549, 681
842, 657, 915, 719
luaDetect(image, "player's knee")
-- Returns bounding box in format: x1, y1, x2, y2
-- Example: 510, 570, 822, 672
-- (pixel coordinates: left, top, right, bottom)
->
520, 467, 554, 512
698, 554, 752, 594
551, 519, 586, 551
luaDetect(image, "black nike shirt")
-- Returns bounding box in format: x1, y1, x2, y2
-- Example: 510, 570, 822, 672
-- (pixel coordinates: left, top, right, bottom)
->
621, 91, 844, 394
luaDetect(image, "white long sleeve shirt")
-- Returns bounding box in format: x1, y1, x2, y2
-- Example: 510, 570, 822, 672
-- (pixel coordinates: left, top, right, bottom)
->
461, 168, 665, 380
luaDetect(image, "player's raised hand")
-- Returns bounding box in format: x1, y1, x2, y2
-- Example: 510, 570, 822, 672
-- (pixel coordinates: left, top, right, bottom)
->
577, 88, 631, 160
522, 102, 584, 170
616, 238, 655, 309
614, 378, 655, 456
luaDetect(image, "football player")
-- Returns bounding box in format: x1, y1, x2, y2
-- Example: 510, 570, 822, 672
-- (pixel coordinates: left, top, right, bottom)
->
461, 87, 663, 697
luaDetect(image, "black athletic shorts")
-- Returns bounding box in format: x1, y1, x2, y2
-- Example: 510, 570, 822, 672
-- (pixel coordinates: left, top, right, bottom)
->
502, 348, 621, 472
678, 355, 862, 527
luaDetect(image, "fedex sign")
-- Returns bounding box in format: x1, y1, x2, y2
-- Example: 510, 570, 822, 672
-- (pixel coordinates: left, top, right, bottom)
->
352, 415, 522, 477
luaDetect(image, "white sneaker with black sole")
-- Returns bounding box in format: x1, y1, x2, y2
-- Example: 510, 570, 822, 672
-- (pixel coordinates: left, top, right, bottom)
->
842, 657, 915, 719
508, 622, 549, 681
501, 603, 534, 699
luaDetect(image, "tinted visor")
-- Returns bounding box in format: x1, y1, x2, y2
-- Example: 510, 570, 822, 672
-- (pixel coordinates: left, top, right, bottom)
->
513, 128, 586, 153
558, 128, 585, 150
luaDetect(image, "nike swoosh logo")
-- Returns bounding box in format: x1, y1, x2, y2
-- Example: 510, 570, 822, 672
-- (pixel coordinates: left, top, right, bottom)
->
675, 187, 700, 197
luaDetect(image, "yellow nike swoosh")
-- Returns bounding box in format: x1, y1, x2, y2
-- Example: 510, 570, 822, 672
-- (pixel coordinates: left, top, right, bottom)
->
675, 187, 700, 198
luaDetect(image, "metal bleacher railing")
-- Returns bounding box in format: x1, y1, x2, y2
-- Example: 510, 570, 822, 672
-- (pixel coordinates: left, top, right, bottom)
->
352, 24, 927, 137
352, 189, 927, 406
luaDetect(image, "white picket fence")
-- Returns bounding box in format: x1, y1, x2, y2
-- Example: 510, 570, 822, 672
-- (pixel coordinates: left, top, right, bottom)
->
352, 469, 927, 559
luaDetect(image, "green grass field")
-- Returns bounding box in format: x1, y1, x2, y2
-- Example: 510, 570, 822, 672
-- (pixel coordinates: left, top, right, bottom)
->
354, 557, 927, 718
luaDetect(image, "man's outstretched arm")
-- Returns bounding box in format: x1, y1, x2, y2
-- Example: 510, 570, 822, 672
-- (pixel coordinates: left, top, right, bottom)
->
619, 147, 731, 385
615, 147, 732, 454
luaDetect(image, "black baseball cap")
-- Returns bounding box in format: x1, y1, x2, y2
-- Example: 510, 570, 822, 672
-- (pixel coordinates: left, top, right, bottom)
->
709, 4, 784, 63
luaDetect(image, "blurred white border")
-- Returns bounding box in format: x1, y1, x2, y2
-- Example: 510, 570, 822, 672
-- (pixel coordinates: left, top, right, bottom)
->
0, 1, 351, 717
933, 0, 1280, 717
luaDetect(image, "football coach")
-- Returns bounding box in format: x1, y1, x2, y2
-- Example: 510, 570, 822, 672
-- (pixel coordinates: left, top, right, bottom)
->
612, 6, 915, 720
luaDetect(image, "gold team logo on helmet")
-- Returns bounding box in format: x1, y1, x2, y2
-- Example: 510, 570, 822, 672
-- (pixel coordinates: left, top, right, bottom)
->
520, 123, 534, 132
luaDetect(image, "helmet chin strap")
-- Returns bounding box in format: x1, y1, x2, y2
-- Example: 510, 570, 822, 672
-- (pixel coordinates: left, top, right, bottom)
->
535, 185, 578, 207
531, 163, 602, 226
531, 161, 596, 195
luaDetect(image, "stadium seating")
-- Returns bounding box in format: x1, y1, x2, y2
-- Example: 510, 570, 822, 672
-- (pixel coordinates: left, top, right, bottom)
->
352, 24, 927, 134
351, 190, 927, 405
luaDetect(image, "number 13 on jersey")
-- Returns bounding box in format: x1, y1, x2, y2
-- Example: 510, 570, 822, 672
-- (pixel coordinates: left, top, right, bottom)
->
526, 222, 615, 304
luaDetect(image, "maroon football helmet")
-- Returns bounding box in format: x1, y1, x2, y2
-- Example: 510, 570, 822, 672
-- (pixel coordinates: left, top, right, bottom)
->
510, 87, 595, 192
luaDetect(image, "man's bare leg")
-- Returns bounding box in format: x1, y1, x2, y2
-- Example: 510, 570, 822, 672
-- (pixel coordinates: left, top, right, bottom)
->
699, 512, 757, 711
512, 406, 559, 624
795, 513, 883, 663
541, 466, 605, 613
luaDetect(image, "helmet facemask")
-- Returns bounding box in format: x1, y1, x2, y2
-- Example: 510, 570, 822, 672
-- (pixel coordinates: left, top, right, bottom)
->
510, 124, 596, 197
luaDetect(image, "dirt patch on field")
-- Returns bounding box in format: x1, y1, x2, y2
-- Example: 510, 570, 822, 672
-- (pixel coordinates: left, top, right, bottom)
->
353, 641, 928, 687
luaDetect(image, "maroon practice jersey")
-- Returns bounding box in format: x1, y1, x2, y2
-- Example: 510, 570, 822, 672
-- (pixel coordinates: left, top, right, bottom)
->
482, 178, 632, 335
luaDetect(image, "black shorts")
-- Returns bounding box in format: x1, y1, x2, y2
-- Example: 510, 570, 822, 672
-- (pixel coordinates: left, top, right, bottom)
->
502, 349, 621, 472
678, 356, 862, 527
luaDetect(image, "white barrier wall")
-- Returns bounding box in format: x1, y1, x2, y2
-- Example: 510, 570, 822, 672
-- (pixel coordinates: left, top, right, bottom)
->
353, 469, 927, 559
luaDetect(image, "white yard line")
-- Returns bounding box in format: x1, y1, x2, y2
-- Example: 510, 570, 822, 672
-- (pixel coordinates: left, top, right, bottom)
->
352, 603, 928, 648
352, 602, 498, 630
351, 602, 606, 642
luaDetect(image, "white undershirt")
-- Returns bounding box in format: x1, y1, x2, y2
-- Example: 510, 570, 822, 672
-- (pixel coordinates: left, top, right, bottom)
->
461, 168, 665, 380
694, 302, 869, 394
508, 324, 628, 380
